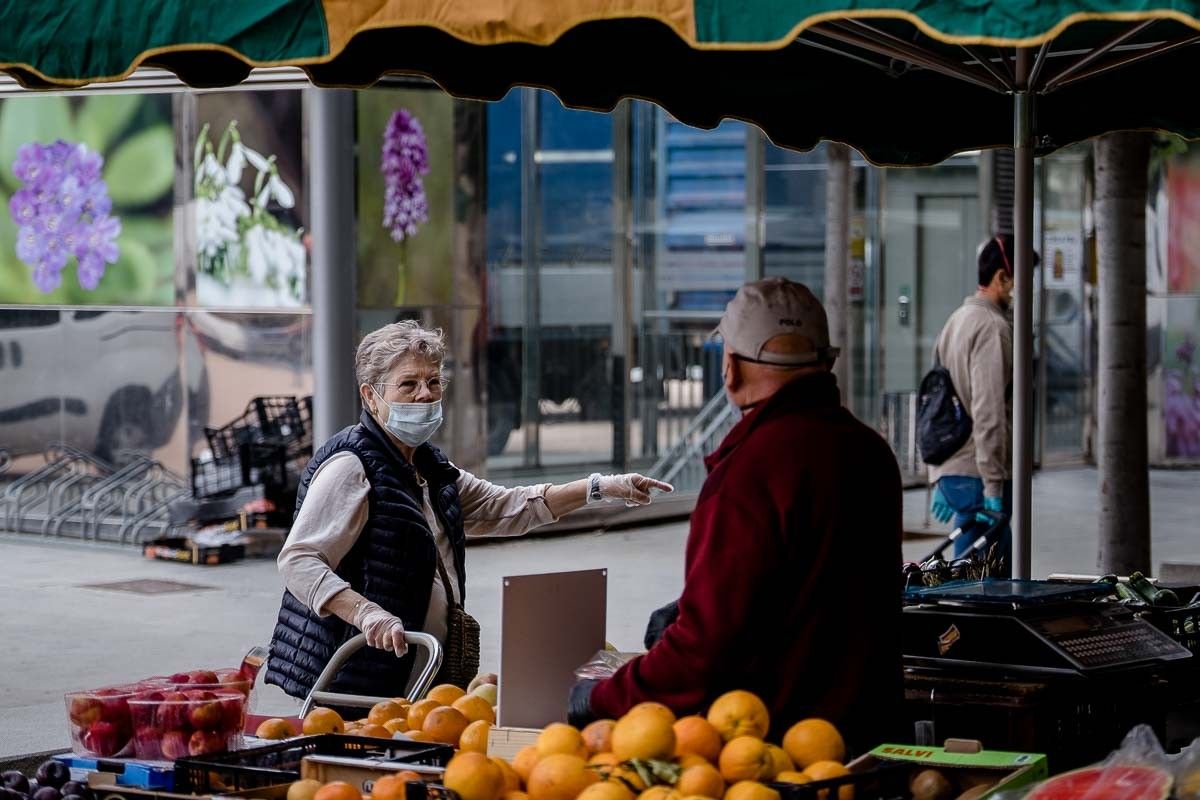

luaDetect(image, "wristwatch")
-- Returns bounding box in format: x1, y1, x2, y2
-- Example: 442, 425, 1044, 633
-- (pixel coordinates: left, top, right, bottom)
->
588, 472, 603, 504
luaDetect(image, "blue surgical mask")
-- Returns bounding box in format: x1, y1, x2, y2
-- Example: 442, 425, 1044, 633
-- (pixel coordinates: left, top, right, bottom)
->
372, 387, 443, 447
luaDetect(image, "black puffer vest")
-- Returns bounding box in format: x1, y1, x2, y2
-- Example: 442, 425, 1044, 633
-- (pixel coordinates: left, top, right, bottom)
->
264, 411, 466, 701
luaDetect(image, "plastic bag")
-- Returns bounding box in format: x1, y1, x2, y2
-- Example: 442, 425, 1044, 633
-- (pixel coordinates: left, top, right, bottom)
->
573, 650, 638, 680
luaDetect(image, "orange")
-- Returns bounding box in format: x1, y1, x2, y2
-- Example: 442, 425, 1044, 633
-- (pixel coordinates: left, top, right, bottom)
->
588, 753, 620, 769
612, 711, 676, 761
801, 761, 852, 800
513, 746, 542, 784
605, 766, 647, 793
765, 746, 793, 780
629, 702, 676, 725
773, 772, 810, 786
581, 719, 616, 756
527, 754, 599, 800
314, 782, 362, 800
674, 717, 723, 763
718, 737, 774, 783
637, 789, 680, 800
577, 781, 635, 800
503, 794, 529, 800
303, 707, 345, 735
492, 757, 522, 792
723, 782, 779, 800
460, 720, 494, 754
537, 723, 588, 758
706, 692, 769, 742
360, 724, 393, 739
455, 694, 498, 725
288, 779, 324, 800
384, 718, 410, 735
424, 706, 471, 746
392, 697, 413, 706
676, 755, 711, 770
395, 771, 424, 782
407, 699, 441, 731
369, 700, 409, 725
256, 718, 294, 739
444, 752, 505, 800
782, 720, 845, 770
372, 775, 409, 800
676, 763, 725, 799
428, 684, 468, 706
408, 730, 433, 742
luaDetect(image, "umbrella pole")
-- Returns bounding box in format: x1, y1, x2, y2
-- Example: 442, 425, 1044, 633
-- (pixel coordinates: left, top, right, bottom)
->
1012, 50, 1036, 579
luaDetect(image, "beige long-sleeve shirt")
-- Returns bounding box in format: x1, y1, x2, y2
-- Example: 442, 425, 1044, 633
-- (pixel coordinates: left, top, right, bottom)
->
929, 295, 1013, 497
277, 452, 555, 643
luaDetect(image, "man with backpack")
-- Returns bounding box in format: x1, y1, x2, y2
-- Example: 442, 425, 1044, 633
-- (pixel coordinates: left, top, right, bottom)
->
924, 235, 1031, 577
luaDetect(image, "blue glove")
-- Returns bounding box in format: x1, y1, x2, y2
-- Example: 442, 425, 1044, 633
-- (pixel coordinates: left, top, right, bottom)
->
930, 484, 954, 524
983, 496, 1004, 513
567, 679, 598, 728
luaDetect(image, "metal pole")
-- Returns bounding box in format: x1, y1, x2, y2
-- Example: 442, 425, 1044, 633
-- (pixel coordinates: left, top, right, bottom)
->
1012, 51, 1036, 579
825, 142, 852, 404
1037, 161, 1048, 465
611, 100, 633, 472
520, 90, 541, 467
744, 127, 764, 283
308, 88, 359, 446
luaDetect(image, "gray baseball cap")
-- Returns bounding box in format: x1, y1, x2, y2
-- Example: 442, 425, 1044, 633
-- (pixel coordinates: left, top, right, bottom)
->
715, 277, 840, 366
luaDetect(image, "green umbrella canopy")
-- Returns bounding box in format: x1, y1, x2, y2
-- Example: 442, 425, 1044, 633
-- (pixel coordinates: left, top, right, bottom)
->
2, 1, 1200, 164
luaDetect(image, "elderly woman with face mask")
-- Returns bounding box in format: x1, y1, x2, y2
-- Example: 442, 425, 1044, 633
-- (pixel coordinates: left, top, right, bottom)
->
265, 321, 671, 704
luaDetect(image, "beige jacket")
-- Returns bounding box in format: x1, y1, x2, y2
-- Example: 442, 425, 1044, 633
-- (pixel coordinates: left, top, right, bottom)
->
928, 295, 1012, 497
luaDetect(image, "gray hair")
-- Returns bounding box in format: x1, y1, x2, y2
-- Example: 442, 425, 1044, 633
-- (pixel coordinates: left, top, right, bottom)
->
355, 321, 446, 386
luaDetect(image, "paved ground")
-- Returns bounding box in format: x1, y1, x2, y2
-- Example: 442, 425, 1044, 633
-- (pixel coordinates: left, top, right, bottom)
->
0, 465, 1196, 758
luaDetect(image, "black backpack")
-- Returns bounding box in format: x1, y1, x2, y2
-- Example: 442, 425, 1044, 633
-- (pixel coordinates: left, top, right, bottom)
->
917, 349, 972, 465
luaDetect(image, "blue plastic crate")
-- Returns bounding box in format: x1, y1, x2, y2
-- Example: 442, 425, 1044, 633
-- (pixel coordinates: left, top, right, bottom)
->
55, 755, 175, 790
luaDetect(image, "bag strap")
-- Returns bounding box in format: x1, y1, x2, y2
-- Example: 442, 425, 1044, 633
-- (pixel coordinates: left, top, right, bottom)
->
932, 330, 943, 369
433, 548, 460, 609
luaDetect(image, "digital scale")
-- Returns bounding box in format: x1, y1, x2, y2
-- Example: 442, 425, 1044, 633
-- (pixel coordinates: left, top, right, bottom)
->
901, 580, 1193, 675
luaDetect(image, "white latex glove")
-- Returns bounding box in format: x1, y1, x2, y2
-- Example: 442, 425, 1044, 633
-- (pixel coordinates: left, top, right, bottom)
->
589, 473, 675, 507
352, 600, 409, 657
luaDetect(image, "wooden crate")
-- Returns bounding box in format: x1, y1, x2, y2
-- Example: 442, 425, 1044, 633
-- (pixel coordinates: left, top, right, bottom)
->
486, 726, 541, 762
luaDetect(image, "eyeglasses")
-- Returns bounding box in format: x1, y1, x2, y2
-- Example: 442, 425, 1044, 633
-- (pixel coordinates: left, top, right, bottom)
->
375, 376, 449, 400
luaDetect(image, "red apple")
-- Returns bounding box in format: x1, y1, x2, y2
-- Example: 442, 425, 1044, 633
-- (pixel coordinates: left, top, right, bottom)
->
218, 670, 251, 697
135, 690, 166, 702
160, 731, 190, 760
94, 688, 131, 724
168, 673, 191, 684
187, 670, 219, 686
134, 726, 164, 760
214, 692, 246, 732
83, 721, 122, 757
183, 690, 217, 701
187, 730, 226, 756
155, 693, 189, 730
68, 696, 103, 727
188, 700, 223, 730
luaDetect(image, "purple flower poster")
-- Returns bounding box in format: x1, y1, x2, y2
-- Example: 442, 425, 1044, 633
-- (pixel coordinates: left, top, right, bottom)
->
356, 89, 454, 308
0, 94, 174, 305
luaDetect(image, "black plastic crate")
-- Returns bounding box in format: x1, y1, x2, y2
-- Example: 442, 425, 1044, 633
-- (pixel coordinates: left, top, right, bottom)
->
191, 455, 245, 498
174, 734, 453, 794
406, 784, 458, 800
1147, 604, 1200, 654
770, 762, 912, 800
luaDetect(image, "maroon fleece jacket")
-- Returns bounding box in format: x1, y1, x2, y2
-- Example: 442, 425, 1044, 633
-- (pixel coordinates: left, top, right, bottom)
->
589, 372, 903, 749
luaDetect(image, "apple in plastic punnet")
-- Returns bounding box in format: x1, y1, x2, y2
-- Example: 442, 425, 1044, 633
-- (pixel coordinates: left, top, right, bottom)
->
214, 692, 245, 731
188, 700, 223, 730
134, 727, 164, 760
160, 731, 190, 760
188, 670, 219, 686
93, 689, 130, 724
34, 762, 69, 791
168, 673, 191, 684
187, 730, 226, 756
219, 670, 251, 696
1, 772, 29, 795
68, 696, 103, 727
134, 690, 165, 703
82, 721, 123, 757
155, 693, 189, 730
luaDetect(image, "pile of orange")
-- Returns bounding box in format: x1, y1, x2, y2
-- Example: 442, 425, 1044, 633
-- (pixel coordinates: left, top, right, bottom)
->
441, 690, 852, 800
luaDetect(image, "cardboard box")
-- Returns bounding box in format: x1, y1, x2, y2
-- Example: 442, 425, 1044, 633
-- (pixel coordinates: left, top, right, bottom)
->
855, 740, 1047, 799
300, 755, 443, 794
486, 726, 540, 762
143, 537, 245, 566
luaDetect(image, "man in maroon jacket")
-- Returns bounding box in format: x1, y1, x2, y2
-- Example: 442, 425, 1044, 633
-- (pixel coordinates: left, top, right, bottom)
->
569, 277, 904, 752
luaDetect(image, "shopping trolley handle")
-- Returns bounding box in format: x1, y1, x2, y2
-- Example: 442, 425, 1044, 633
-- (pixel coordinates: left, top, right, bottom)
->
300, 631, 443, 718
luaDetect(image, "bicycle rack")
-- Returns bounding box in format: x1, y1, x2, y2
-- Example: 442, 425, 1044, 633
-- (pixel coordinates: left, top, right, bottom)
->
43, 455, 154, 539
120, 487, 191, 544
0, 444, 111, 535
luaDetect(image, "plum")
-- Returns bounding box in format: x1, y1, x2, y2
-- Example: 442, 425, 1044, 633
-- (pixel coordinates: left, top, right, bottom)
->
34, 763, 68, 791
59, 782, 91, 800
160, 731, 190, 760
187, 730, 226, 757
31, 788, 60, 800
1, 788, 29, 800
1, 773, 29, 795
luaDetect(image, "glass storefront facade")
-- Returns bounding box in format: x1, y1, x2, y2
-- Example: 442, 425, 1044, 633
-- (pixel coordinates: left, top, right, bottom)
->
0, 82, 1122, 496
